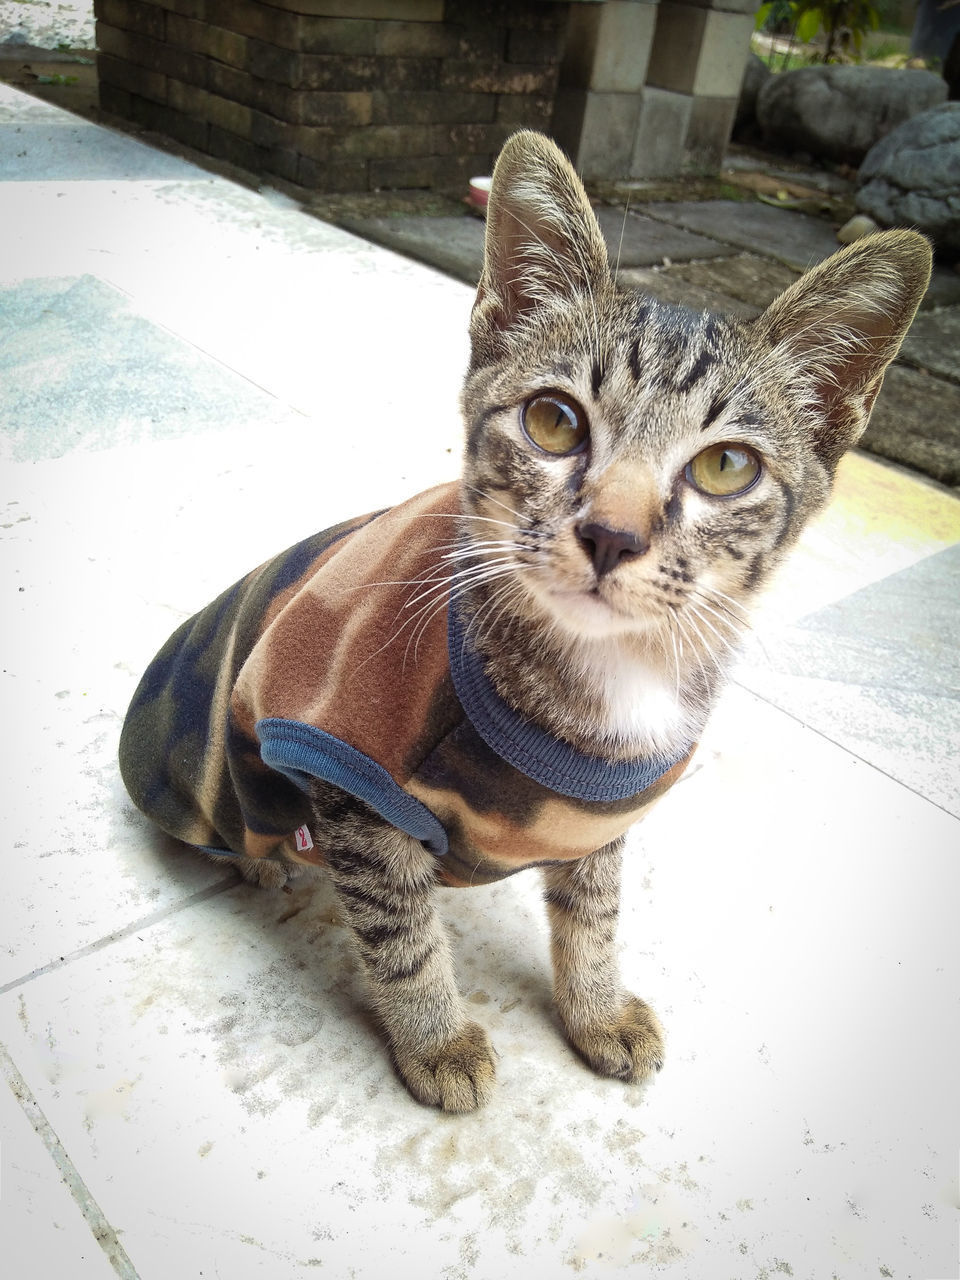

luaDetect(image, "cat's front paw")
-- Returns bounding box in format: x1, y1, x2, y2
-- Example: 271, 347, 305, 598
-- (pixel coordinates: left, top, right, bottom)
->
393, 1021, 496, 1112
564, 996, 664, 1083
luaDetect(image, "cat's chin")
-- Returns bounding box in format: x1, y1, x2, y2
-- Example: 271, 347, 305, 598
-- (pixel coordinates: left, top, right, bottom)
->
528, 581, 654, 642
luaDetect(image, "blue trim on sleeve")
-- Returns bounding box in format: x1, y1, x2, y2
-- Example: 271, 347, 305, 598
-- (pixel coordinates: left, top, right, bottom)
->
448, 600, 691, 802
198, 843, 243, 860
255, 718, 449, 855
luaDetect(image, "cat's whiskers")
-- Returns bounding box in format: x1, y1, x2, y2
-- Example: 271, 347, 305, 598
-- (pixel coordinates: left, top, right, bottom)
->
688, 592, 747, 644
702, 589, 774, 669
685, 604, 730, 667
670, 607, 714, 694
420, 511, 520, 533
401, 543, 520, 610
438, 539, 526, 562
685, 602, 740, 663
694, 588, 763, 669
345, 548, 523, 681
464, 482, 533, 528
670, 606, 686, 701
405, 557, 528, 666
467, 578, 523, 652
697, 583, 751, 623
469, 571, 542, 655
405, 572, 512, 670
342, 576, 453, 681
612, 198, 630, 279
404, 560, 516, 636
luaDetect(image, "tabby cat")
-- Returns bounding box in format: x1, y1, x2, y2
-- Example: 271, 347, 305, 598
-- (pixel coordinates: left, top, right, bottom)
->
119, 131, 930, 1111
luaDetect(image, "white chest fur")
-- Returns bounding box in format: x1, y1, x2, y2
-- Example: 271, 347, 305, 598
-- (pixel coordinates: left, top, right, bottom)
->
572, 636, 700, 758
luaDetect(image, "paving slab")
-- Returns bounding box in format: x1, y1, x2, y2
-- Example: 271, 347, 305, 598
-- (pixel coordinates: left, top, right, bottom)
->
615, 265, 758, 318
636, 198, 960, 308
1, 81, 958, 1280
636, 198, 844, 271
738, 543, 960, 816
898, 305, 960, 383
338, 212, 487, 286
751, 448, 960, 627
618, 252, 802, 320
0, 274, 302, 462
923, 264, 960, 309
341, 203, 736, 291
594, 206, 734, 267
0, 115, 198, 183
667, 251, 800, 308
0, 1062, 119, 1280
864, 363, 960, 488
0, 82, 80, 124
1, 685, 957, 1280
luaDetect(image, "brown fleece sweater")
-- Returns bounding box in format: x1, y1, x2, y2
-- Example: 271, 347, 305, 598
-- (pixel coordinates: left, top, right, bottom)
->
119, 483, 692, 886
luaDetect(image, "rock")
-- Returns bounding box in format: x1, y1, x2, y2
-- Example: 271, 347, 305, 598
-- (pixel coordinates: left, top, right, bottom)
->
734, 53, 772, 137
837, 213, 879, 243
757, 65, 947, 164
856, 103, 960, 256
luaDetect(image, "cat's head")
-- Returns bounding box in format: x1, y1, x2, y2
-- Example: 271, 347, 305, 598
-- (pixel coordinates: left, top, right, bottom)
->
459, 130, 930, 661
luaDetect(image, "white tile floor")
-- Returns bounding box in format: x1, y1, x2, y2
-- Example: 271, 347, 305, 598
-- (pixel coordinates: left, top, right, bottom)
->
2, 86, 958, 1279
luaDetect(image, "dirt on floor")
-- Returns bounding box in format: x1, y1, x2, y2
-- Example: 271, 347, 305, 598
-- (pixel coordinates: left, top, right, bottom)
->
0, 43, 98, 118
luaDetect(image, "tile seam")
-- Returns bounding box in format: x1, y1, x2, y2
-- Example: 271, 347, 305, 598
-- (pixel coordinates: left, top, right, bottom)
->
71, 270, 309, 412
0, 1040, 141, 1280
732, 679, 959, 822
0, 877, 237, 998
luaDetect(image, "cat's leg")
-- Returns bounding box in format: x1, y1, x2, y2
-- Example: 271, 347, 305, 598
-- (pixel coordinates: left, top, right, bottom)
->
311, 785, 495, 1112
542, 839, 663, 1083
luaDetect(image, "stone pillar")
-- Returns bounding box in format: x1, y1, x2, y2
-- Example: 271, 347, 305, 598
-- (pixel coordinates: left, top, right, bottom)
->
552, 0, 660, 179
554, 0, 758, 180
636, 0, 757, 176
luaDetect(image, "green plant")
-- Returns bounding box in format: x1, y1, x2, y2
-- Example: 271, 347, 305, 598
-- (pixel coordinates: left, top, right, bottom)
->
755, 0, 883, 61
752, 43, 820, 70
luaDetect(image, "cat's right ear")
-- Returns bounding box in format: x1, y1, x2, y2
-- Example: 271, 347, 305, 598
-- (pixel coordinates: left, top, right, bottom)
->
470, 131, 611, 354
753, 230, 931, 468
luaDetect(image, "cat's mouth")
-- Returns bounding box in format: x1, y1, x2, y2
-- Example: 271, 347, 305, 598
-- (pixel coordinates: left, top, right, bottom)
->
530, 576, 653, 640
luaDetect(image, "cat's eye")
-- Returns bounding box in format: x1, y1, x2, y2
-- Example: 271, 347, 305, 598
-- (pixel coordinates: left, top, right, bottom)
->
686, 443, 761, 497
521, 394, 588, 456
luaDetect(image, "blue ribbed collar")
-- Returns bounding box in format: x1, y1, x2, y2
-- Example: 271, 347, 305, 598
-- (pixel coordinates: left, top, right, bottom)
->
447, 599, 692, 802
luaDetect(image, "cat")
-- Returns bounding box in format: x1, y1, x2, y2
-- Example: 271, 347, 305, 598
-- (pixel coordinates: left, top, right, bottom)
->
119, 130, 931, 1112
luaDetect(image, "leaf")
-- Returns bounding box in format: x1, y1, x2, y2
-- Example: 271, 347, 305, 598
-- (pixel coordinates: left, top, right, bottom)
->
796, 6, 823, 42
754, 1, 775, 30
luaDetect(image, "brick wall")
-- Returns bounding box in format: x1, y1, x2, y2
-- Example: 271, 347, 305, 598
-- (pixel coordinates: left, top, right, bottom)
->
93, 0, 570, 191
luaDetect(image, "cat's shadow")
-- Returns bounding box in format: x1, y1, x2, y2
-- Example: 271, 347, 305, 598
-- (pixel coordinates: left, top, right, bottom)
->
131, 822, 555, 1077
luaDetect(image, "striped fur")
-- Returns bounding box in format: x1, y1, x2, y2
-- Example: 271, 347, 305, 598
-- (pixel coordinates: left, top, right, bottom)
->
120, 131, 930, 1110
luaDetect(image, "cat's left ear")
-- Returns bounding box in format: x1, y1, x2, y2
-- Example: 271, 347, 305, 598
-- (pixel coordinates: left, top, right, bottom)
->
754, 230, 931, 468
470, 130, 611, 357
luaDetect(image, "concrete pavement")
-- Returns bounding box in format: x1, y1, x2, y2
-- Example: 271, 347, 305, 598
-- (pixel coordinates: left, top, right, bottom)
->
1, 83, 958, 1280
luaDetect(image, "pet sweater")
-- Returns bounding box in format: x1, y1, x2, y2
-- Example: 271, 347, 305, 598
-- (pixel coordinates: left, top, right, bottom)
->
119, 483, 693, 886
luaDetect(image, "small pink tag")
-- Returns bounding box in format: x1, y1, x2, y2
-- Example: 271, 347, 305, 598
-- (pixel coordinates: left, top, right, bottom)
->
294, 824, 314, 852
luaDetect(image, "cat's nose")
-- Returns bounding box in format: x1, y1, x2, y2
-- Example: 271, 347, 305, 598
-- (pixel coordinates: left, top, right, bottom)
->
576, 522, 649, 577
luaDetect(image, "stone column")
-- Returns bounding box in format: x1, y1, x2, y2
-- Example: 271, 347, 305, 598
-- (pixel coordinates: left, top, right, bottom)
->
554, 0, 758, 180
552, 0, 660, 179
636, 0, 757, 176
